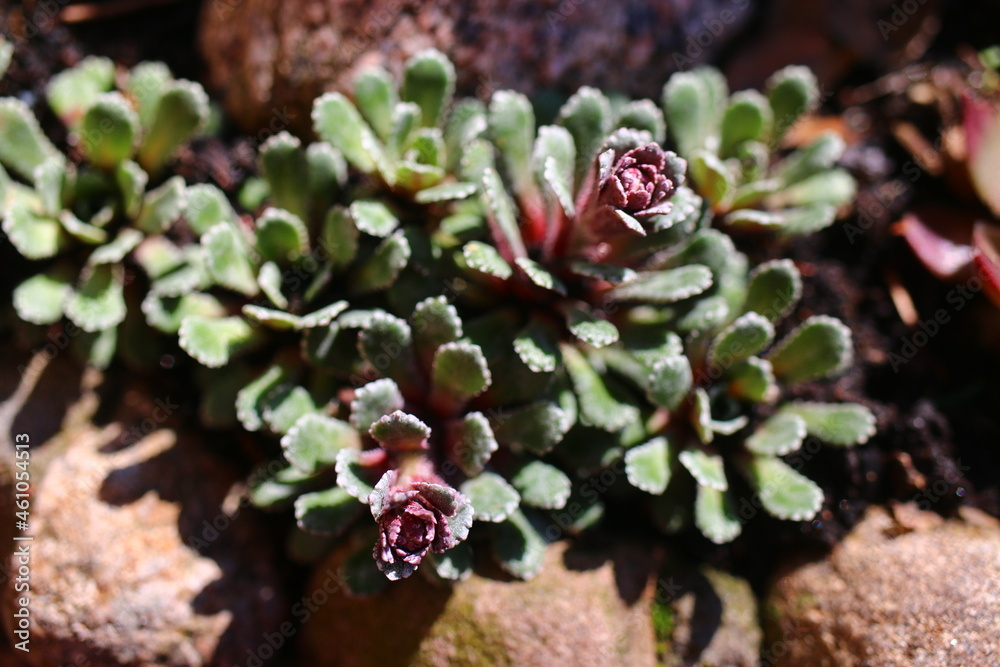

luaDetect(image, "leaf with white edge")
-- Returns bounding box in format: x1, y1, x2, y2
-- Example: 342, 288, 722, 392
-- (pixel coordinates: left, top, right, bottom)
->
690, 388, 714, 444
203, 223, 259, 296
334, 448, 376, 501
88, 228, 143, 265
461, 472, 520, 523
462, 240, 512, 279
432, 341, 492, 402
533, 125, 576, 215
242, 305, 300, 330
494, 401, 569, 456
354, 66, 397, 140
720, 90, 771, 157
723, 208, 785, 230
625, 437, 672, 494
184, 183, 235, 235
299, 300, 349, 329
295, 487, 363, 536
649, 184, 700, 233
46, 56, 115, 127
359, 312, 414, 384
767, 65, 820, 143
263, 386, 316, 434
54, 210, 104, 246
450, 411, 498, 476
349, 200, 398, 238
257, 261, 288, 309
115, 160, 148, 219
351, 230, 410, 293
64, 264, 126, 332
609, 265, 713, 303
78, 326, 117, 370
248, 464, 314, 510
459, 138, 496, 185
401, 49, 455, 128
746, 412, 807, 456
0, 99, 59, 181
307, 142, 348, 210
744, 259, 802, 322
511, 461, 571, 510
350, 378, 405, 433
662, 69, 718, 160
708, 312, 775, 370
0, 39, 12, 80
660, 229, 736, 278
515, 257, 566, 294
566, 306, 619, 348
125, 61, 172, 127
255, 207, 308, 264
236, 365, 293, 432
259, 132, 310, 220
746, 456, 823, 521
558, 86, 611, 184
616, 99, 666, 141
312, 92, 380, 173
411, 295, 462, 361
712, 415, 748, 435
728, 357, 778, 403
570, 261, 637, 285
679, 448, 727, 491
775, 204, 837, 236
387, 101, 421, 156
481, 167, 527, 259
141, 291, 224, 334
676, 295, 730, 334
562, 344, 639, 432
647, 354, 692, 410
492, 508, 546, 579
12, 269, 73, 325
149, 252, 209, 297
695, 485, 742, 544
370, 411, 431, 452
768, 315, 853, 383
779, 402, 876, 446
282, 413, 359, 474
445, 99, 488, 169
768, 169, 856, 209
178, 315, 257, 368
137, 79, 209, 173
135, 175, 185, 233
414, 181, 477, 203
79, 93, 138, 168
490, 90, 536, 198
690, 149, 732, 204
320, 206, 359, 269
429, 543, 472, 581
3, 205, 66, 259
446, 496, 475, 543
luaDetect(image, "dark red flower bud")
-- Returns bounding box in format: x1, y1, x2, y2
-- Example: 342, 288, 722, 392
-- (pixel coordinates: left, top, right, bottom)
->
598, 143, 676, 219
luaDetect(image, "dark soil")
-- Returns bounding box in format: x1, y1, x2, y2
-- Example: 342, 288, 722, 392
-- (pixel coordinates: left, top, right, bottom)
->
2, 0, 999, 657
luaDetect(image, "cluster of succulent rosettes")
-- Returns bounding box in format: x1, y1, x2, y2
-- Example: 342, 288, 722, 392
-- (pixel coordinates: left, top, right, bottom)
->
662, 65, 856, 233
0, 56, 208, 365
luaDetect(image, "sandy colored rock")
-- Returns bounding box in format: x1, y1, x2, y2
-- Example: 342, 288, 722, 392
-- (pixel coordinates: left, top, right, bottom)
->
299, 540, 657, 666
6, 425, 286, 666
198, 0, 754, 135
664, 566, 761, 667
765, 503, 1000, 666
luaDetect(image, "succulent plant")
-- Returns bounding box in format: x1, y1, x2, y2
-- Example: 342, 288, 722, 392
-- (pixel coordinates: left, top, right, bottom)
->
0, 56, 209, 365
662, 65, 856, 233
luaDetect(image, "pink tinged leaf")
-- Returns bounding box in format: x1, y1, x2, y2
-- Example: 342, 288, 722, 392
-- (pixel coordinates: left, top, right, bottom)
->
899, 209, 975, 281
972, 222, 1000, 308
964, 94, 1000, 218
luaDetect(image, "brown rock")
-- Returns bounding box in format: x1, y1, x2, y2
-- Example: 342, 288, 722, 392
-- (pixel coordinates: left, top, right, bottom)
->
6, 425, 287, 666
299, 540, 658, 666
198, 0, 755, 135
765, 503, 1000, 666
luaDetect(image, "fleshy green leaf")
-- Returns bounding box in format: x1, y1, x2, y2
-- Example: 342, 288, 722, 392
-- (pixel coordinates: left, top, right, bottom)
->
319, 206, 359, 269
349, 200, 398, 238
12, 269, 73, 325
0, 98, 59, 180
141, 291, 224, 334
259, 132, 310, 220
429, 543, 473, 581
184, 183, 236, 235
565, 306, 618, 347
492, 508, 546, 579
64, 264, 126, 332
257, 261, 288, 309
370, 411, 431, 451
690, 149, 732, 204
461, 472, 520, 523
359, 312, 414, 385
79, 93, 138, 168
663, 68, 721, 159
609, 265, 713, 303
137, 80, 208, 173
746, 412, 807, 456
351, 230, 410, 293
411, 295, 463, 363
512, 461, 571, 510
728, 357, 778, 403
312, 92, 380, 174
691, 388, 714, 444
515, 257, 566, 294
494, 401, 569, 456
236, 365, 293, 432
282, 413, 360, 474
533, 125, 576, 215
647, 355, 692, 410
135, 175, 185, 233
746, 456, 823, 521
88, 228, 143, 265
616, 99, 666, 141
708, 312, 775, 369
625, 437, 672, 494
46, 56, 115, 128
562, 345, 639, 432
462, 240, 512, 279
779, 402, 876, 446
450, 411, 498, 476
335, 448, 376, 501
744, 259, 802, 322
242, 305, 301, 331
2, 205, 64, 259
694, 485, 742, 544
678, 449, 727, 491
414, 181, 478, 204
432, 341, 492, 402
482, 167, 527, 259
558, 86, 611, 185
115, 159, 148, 219
401, 49, 455, 128
178, 315, 258, 368
350, 378, 405, 434
490, 90, 536, 198
202, 223, 259, 296
295, 487, 362, 536
255, 207, 309, 264
767, 66, 819, 143
125, 61, 172, 127
720, 90, 771, 157
768, 315, 853, 383
354, 66, 397, 141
